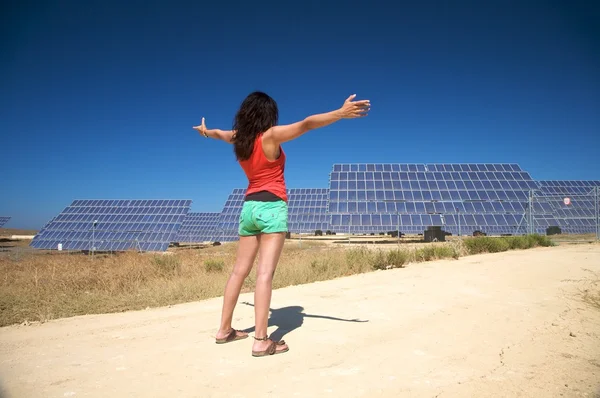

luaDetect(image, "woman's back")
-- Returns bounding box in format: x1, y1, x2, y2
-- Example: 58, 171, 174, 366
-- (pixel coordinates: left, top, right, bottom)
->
238, 133, 287, 202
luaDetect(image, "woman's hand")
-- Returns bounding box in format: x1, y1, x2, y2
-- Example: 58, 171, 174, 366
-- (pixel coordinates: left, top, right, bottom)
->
193, 117, 208, 137
338, 94, 370, 118
192, 118, 235, 143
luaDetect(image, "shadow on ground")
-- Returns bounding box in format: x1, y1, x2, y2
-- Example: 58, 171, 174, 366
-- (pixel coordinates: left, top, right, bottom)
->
240, 302, 368, 341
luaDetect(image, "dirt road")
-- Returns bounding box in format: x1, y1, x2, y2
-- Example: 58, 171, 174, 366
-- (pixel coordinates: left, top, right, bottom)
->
1, 244, 599, 398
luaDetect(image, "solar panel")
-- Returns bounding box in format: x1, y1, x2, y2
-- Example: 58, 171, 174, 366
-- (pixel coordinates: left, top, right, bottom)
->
328, 163, 553, 236
287, 188, 330, 233
216, 188, 331, 241
537, 181, 600, 234
217, 189, 246, 242
30, 199, 192, 251
175, 212, 221, 243
0, 217, 11, 228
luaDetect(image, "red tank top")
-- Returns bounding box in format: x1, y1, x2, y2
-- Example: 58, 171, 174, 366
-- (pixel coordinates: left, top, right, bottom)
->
238, 133, 287, 202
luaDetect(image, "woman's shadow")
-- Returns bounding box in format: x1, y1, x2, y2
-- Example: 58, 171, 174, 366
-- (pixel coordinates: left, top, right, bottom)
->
240, 301, 368, 341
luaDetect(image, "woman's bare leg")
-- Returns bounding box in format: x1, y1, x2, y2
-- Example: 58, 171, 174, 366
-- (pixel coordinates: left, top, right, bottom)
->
216, 235, 260, 340
252, 232, 288, 353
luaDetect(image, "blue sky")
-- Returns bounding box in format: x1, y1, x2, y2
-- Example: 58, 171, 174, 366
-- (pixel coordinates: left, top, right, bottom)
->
2, 1, 599, 229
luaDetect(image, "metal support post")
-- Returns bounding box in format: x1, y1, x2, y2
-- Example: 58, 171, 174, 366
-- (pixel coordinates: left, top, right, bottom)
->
594, 187, 600, 240
397, 211, 400, 246
349, 214, 352, 245
382, 199, 405, 243
532, 190, 536, 235
92, 220, 98, 258
528, 190, 534, 235
298, 214, 302, 249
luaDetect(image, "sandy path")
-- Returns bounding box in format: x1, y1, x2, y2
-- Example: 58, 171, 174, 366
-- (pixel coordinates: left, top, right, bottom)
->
1, 244, 599, 398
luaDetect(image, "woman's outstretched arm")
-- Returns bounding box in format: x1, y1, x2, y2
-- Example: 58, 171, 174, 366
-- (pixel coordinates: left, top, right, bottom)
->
263, 94, 370, 145
193, 118, 235, 143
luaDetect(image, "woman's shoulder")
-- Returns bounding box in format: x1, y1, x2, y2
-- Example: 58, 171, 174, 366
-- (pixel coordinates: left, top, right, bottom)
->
259, 130, 284, 161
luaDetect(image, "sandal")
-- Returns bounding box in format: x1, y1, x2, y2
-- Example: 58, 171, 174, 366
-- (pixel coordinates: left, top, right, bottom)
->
251, 336, 289, 357
215, 328, 248, 344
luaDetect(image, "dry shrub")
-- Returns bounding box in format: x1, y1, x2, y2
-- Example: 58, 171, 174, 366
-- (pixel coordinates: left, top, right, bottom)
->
529, 234, 555, 247
464, 235, 554, 255
448, 239, 469, 257
463, 237, 510, 254
204, 259, 224, 273
386, 249, 411, 268
370, 250, 388, 270
504, 236, 531, 250
345, 247, 372, 273
580, 271, 600, 311
434, 245, 460, 260
414, 246, 436, 261
413, 245, 458, 262
582, 287, 600, 310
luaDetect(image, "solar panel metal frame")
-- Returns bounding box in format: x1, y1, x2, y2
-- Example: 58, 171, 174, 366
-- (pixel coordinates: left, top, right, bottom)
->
217, 188, 246, 242
30, 199, 192, 251
287, 188, 330, 233
0, 217, 11, 228
175, 212, 221, 243
536, 181, 600, 234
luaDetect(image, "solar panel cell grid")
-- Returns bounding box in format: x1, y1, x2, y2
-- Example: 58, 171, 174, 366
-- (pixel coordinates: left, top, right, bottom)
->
0, 217, 11, 228
216, 188, 331, 240
176, 212, 221, 243
26, 168, 597, 250
30, 200, 192, 251
328, 163, 559, 235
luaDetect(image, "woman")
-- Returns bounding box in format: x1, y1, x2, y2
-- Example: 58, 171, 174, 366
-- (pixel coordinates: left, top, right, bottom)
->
193, 92, 370, 357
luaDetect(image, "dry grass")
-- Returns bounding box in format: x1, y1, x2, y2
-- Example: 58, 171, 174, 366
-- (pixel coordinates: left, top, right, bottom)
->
0, 248, 237, 327
0, 236, 559, 327
462, 234, 555, 254
582, 288, 600, 310
0, 228, 39, 237
580, 270, 600, 311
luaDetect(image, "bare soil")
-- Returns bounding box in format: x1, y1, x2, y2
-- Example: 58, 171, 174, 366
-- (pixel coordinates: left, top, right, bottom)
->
0, 244, 599, 398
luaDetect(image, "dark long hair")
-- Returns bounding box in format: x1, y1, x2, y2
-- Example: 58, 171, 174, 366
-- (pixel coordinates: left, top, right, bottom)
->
232, 91, 279, 161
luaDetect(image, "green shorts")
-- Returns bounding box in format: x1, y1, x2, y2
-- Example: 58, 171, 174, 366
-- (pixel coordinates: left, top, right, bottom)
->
238, 200, 288, 236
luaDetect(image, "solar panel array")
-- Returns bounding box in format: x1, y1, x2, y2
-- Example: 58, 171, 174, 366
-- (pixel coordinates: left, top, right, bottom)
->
537, 181, 600, 234
176, 212, 221, 243
287, 188, 330, 233
539, 180, 600, 194
0, 217, 10, 228
328, 163, 556, 236
215, 188, 331, 241
29, 167, 598, 252
30, 200, 192, 251
218, 188, 246, 241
